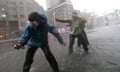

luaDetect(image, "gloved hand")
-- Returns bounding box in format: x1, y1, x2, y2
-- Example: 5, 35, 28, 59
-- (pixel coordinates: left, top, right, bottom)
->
14, 43, 24, 49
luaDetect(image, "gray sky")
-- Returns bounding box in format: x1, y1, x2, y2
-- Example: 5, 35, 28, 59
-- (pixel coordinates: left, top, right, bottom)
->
35, 0, 120, 16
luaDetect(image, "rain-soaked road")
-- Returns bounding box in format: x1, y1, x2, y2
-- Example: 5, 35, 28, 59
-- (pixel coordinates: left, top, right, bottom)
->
0, 25, 120, 72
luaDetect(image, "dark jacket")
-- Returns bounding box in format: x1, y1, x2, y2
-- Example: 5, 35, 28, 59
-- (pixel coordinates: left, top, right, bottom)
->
18, 13, 63, 48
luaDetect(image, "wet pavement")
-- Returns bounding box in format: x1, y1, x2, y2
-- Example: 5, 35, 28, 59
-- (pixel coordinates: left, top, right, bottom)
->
0, 25, 120, 72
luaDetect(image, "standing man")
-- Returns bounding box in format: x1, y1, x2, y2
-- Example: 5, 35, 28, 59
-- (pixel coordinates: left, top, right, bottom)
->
55, 11, 89, 55
14, 12, 65, 72
77, 16, 89, 47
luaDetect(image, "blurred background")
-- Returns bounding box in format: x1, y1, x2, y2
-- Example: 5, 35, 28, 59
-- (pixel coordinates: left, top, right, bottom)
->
0, 0, 120, 40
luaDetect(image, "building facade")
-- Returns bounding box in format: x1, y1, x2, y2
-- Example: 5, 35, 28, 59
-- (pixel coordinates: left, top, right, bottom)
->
46, 0, 73, 31
0, 0, 44, 39
46, 0, 70, 9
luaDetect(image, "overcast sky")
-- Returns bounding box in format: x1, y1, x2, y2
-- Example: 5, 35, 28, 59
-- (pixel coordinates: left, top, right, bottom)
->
35, 0, 120, 16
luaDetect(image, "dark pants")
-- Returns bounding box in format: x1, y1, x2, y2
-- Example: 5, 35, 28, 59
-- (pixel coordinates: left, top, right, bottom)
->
69, 33, 88, 54
23, 45, 59, 72
77, 30, 89, 47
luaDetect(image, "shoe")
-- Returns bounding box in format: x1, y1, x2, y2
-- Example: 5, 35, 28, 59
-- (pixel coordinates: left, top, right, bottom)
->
84, 47, 89, 52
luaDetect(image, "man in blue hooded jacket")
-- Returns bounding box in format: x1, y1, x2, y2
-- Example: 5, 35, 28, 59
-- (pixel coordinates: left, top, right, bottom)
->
14, 12, 65, 72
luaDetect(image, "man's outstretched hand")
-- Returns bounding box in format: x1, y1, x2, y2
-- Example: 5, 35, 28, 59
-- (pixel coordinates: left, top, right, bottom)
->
14, 43, 24, 49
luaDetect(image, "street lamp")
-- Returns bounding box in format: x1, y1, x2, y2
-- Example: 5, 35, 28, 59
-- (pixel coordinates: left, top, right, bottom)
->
1, 8, 7, 20
1, 8, 5, 11
0, 8, 7, 39
2, 14, 6, 18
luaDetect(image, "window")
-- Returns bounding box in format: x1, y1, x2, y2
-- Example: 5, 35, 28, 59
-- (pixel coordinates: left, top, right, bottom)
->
13, 15, 17, 18
8, 1, 16, 5
20, 14, 24, 18
9, 14, 17, 18
10, 7, 17, 11
19, 7, 24, 11
19, 1, 23, 5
